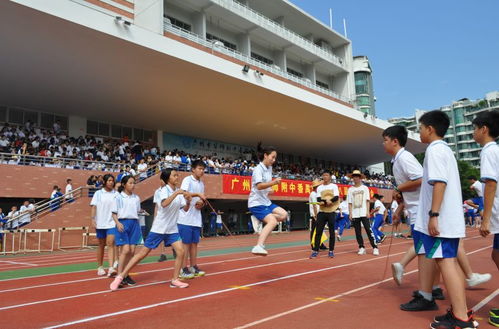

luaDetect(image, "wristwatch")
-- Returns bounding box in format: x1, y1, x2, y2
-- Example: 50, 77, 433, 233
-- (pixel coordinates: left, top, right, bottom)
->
428, 210, 439, 217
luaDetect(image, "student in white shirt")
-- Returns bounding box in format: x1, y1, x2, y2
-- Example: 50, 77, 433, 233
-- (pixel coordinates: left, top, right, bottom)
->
18, 200, 35, 227
468, 176, 484, 217
472, 110, 499, 273
7, 206, 20, 229
308, 180, 323, 249
137, 158, 148, 181
415, 110, 474, 328
347, 170, 378, 255
390, 199, 398, 228
65, 179, 74, 203
111, 169, 192, 290
90, 174, 118, 277
111, 175, 142, 287
337, 196, 350, 241
178, 160, 208, 279
248, 144, 287, 256
310, 170, 339, 258
369, 194, 387, 244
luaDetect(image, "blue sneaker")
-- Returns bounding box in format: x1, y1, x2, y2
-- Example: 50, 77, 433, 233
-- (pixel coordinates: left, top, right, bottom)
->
328, 251, 335, 258
309, 251, 319, 259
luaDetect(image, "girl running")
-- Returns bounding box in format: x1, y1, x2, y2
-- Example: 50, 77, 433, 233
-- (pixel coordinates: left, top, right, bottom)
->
111, 175, 142, 286
248, 144, 288, 256
110, 169, 190, 290
370, 194, 387, 243
90, 174, 118, 277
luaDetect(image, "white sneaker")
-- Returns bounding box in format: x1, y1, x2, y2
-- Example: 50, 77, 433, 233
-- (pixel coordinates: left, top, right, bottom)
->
466, 272, 492, 287
391, 262, 404, 286
357, 248, 366, 255
97, 267, 106, 276
373, 248, 380, 256
252, 245, 268, 256
107, 267, 117, 277
113, 261, 119, 268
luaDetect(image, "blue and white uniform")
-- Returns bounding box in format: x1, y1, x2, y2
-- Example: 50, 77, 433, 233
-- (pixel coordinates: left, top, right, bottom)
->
90, 189, 117, 239
145, 185, 185, 249
479, 141, 499, 250
177, 175, 204, 244
248, 162, 278, 220
111, 192, 141, 246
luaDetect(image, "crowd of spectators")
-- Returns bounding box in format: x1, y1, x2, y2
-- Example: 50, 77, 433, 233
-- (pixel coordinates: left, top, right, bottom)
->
0, 121, 394, 188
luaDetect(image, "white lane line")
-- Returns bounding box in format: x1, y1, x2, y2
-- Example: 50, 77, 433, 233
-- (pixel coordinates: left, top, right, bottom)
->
40, 251, 408, 328
234, 245, 492, 328
471, 288, 499, 312
0, 261, 38, 266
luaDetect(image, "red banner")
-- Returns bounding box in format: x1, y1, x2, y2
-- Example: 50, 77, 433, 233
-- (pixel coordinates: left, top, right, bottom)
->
222, 175, 378, 198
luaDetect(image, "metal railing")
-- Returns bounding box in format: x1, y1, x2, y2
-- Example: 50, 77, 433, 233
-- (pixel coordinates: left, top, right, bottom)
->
163, 23, 351, 104
210, 0, 345, 68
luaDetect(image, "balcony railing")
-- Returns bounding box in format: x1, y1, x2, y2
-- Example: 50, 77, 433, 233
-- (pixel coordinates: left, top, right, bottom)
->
163, 22, 351, 104
210, 0, 345, 68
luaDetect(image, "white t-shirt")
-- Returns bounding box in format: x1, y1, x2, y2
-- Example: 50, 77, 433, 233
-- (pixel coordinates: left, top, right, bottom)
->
480, 141, 499, 234
347, 185, 370, 219
65, 184, 73, 200
248, 163, 273, 208
471, 180, 484, 198
392, 148, 423, 224
391, 200, 399, 212
415, 140, 465, 238
112, 192, 141, 220
90, 189, 117, 229
309, 191, 318, 217
216, 214, 222, 224
177, 175, 204, 227
150, 185, 186, 234
138, 163, 148, 179
374, 200, 386, 216
339, 201, 349, 215
19, 204, 34, 224
316, 183, 339, 213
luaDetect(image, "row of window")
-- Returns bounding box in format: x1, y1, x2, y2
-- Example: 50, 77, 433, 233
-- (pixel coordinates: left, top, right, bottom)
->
86, 121, 154, 142
0, 106, 68, 130
206, 33, 237, 50
251, 52, 273, 65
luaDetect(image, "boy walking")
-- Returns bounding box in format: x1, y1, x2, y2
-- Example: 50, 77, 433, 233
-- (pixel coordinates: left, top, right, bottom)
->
415, 110, 476, 329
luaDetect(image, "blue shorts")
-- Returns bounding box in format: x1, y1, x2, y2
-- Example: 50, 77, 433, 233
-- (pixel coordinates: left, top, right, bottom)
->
411, 225, 425, 255
95, 228, 114, 239
249, 203, 279, 221
472, 197, 484, 211
178, 224, 201, 244
420, 233, 460, 259
114, 219, 141, 246
493, 234, 499, 250
144, 232, 181, 249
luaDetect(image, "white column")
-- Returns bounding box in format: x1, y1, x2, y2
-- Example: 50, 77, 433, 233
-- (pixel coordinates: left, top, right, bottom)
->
305, 64, 316, 83
192, 11, 206, 38
68, 115, 86, 138
274, 50, 287, 70
134, 0, 164, 34
157, 130, 164, 152
238, 33, 251, 56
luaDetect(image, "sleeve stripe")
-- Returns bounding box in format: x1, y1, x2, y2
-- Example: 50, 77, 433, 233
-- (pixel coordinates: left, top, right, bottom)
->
481, 176, 498, 182
428, 179, 448, 184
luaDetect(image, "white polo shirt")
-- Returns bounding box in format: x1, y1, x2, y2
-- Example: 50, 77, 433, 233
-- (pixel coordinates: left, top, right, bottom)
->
178, 175, 204, 227
480, 141, 499, 234
248, 163, 273, 208
138, 163, 148, 179
374, 200, 386, 215
19, 204, 34, 224
415, 140, 465, 238
347, 185, 370, 219
112, 192, 141, 220
392, 148, 423, 224
339, 201, 349, 215
90, 189, 117, 229
471, 180, 484, 198
391, 200, 399, 213
150, 185, 186, 234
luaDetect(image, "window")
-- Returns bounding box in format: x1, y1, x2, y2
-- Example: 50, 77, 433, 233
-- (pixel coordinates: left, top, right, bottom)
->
206, 33, 237, 50
8, 108, 23, 124
87, 121, 98, 135
0, 106, 6, 123
111, 125, 122, 138
143, 130, 153, 142
316, 80, 329, 90
24, 111, 38, 125
122, 127, 132, 139
165, 15, 191, 31
354, 72, 369, 94
98, 123, 109, 136
133, 128, 143, 141
251, 52, 273, 65
286, 68, 303, 78
357, 96, 370, 106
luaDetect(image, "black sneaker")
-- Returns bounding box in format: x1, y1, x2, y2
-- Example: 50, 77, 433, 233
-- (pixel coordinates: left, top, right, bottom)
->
434, 309, 478, 327
400, 292, 438, 311
430, 310, 477, 328
158, 254, 168, 262
125, 276, 136, 286
379, 235, 387, 243
412, 288, 445, 301
319, 244, 328, 250
490, 308, 499, 317
489, 315, 499, 327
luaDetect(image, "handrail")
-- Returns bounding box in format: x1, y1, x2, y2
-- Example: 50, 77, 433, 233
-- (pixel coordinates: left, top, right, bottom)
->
163, 23, 351, 104
210, 0, 345, 67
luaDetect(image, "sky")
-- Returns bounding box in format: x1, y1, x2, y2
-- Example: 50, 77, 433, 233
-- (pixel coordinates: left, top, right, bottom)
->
289, 0, 499, 120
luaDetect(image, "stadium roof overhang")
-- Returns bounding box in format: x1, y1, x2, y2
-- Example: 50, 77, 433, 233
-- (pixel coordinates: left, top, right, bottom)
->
0, 0, 426, 166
